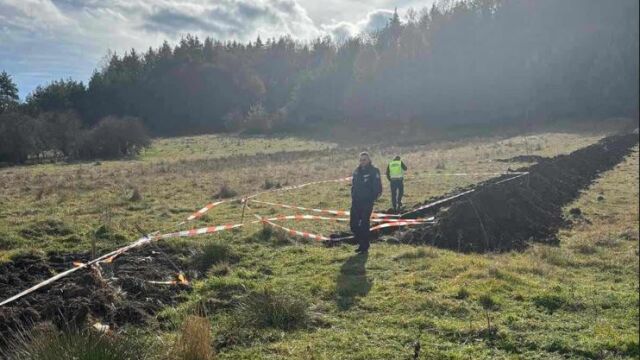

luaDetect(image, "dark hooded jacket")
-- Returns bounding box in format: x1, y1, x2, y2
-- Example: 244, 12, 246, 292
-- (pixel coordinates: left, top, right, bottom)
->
351, 164, 383, 203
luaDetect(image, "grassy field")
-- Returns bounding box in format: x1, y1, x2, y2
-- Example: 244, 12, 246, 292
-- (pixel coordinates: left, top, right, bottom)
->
0, 125, 637, 359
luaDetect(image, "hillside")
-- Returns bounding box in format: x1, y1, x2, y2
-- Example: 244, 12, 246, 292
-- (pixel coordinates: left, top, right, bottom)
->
0, 124, 637, 359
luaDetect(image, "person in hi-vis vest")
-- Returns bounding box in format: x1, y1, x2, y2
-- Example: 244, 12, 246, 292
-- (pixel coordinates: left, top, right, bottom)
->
386, 155, 407, 212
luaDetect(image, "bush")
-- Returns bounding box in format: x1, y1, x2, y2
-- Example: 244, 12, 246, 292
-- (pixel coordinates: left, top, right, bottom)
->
37, 111, 82, 158
0, 112, 150, 164
0, 112, 41, 164
78, 116, 150, 160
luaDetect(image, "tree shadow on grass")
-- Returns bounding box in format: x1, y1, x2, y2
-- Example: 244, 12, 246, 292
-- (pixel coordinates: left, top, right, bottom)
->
336, 253, 372, 311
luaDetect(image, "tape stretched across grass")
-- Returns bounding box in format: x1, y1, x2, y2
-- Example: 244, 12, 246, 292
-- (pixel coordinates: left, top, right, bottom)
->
0, 172, 503, 306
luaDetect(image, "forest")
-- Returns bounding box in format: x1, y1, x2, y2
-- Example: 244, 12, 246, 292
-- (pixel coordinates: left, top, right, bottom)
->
0, 0, 638, 163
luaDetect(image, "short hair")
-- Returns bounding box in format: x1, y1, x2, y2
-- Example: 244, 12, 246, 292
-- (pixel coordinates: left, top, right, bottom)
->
359, 151, 370, 158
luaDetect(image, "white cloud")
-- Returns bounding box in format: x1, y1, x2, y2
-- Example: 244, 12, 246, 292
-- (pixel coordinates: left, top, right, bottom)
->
0, 0, 430, 98
322, 9, 395, 42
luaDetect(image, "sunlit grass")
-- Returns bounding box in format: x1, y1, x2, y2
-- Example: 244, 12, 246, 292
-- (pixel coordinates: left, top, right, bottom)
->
0, 129, 637, 358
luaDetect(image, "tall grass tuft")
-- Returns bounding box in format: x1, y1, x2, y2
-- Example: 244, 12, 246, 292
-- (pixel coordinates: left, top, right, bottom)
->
237, 288, 309, 330
192, 242, 239, 273
2, 325, 153, 360
214, 184, 237, 199
172, 315, 214, 360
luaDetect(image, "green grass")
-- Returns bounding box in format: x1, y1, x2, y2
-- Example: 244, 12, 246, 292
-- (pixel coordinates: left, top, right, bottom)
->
0, 127, 637, 359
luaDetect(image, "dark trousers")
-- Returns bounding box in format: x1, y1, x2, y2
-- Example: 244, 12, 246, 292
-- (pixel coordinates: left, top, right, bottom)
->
350, 200, 374, 251
390, 179, 404, 211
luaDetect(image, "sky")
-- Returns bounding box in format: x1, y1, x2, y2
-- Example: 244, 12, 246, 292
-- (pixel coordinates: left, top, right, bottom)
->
0, 0, 434, 99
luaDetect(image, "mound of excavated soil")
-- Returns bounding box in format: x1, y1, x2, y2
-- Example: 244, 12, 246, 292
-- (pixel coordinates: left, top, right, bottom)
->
401, 133, 638, 252
495, 154, 548, 163
0, 244, 196, 347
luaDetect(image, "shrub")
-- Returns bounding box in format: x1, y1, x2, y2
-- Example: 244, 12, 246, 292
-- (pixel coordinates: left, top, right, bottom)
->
37, 111, 82, 158
0, 112, 41, 164
77, 116, 150, 160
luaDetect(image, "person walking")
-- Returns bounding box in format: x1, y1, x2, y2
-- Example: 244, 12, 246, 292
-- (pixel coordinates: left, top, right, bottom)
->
386, 155, 407, 213
350, 152, 382, 253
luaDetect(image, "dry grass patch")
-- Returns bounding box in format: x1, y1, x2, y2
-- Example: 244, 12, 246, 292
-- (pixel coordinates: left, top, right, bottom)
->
172, 315, 214, 360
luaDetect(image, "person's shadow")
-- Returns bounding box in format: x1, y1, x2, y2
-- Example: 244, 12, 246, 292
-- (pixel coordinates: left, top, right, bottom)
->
336, 253, 372, 310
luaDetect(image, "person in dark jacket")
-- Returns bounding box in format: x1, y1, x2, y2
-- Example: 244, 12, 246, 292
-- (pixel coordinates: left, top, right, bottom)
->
350, 152, 382, 253
386, 155, 408, 213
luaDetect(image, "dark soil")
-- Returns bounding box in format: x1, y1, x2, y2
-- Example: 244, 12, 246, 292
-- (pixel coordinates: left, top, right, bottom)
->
400, 133, 638, 252
495, 155, 548, 163
0, 243, 197, 347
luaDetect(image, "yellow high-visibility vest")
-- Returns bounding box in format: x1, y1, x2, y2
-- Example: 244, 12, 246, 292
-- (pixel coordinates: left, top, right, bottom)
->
389, 160, 404, 179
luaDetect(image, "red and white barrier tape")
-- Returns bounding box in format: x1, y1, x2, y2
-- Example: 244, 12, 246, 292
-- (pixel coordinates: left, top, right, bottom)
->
184, 176, 352, 221
370, 220, 433, 231
260, 219, 335, 241
263, 214, 349, 222
158, 223, 245, 240
401, 172, 528, 216
187, 200, 228, 221
147, 273, 189, 285
244, 176, 352, 201
0, 235, 153, 306
414, 171, 528, 177
401, 189, 476, 216
249, 199, 399, 218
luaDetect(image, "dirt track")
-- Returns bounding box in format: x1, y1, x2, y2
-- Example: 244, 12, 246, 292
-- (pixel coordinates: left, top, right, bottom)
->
400, 132, 639, 252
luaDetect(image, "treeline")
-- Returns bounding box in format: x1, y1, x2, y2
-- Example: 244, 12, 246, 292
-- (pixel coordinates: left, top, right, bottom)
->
1, 0, 638, 163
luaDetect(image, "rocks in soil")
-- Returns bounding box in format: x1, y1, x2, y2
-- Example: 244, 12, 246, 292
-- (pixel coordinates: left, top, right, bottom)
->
401, 133, 638, 252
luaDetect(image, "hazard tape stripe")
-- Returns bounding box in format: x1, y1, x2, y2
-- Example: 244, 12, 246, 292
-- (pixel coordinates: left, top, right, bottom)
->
244, 176, 352, 201
413, 171, 528, 177
249, 199, 348, 216
260, 219, 336, 241
371, 217, 434, 223
401, 189, 476, 215
160, 223, 245, 240
250, 199, 398, 218
0, 235, 153, 307
185, 176, 352, 221
370, 220, 433, 231
263, 214, 350, 222
187, 200, 227, 221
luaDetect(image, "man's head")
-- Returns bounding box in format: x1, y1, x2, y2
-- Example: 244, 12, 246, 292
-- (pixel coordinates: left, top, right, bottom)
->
359, 151, 371, 168
394, 155, 401, 161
